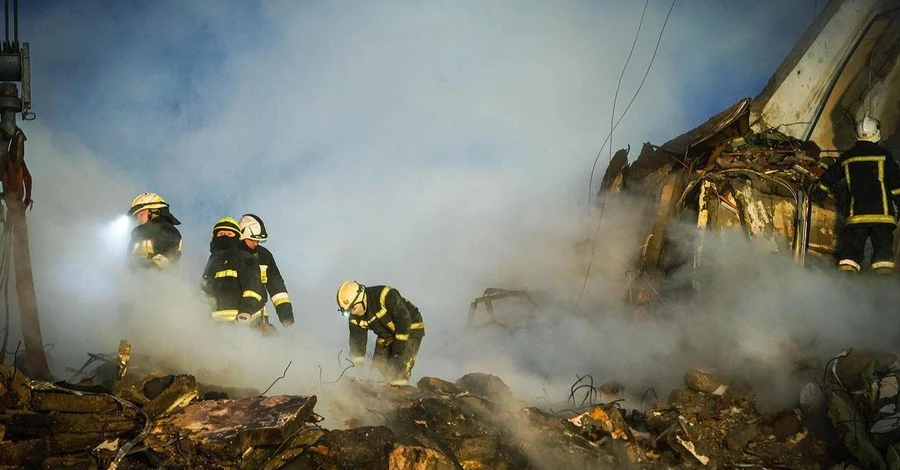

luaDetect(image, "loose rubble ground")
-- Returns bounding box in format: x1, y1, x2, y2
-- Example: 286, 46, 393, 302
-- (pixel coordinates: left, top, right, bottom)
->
0, 352, 854, 469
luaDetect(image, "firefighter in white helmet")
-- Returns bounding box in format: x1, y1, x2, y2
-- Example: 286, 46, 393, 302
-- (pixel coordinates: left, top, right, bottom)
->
336, 281, 425, 385
127, 192, 182, 270
818, 116, 900, 274
238, 214, 294, 328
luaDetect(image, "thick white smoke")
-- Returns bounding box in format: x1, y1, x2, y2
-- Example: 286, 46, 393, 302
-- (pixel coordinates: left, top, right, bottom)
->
2, 0, 858, 423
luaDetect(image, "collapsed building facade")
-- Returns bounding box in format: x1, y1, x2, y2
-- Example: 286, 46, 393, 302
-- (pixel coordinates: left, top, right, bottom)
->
600, 0, 900, 305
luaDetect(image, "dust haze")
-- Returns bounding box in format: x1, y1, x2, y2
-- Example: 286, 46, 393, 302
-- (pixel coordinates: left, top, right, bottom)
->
2, 0, 877, 423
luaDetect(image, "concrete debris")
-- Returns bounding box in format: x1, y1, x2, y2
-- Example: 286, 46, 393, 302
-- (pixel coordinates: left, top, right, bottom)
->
144, 394, 317, 468
0, 354, 874, 469
675, 434, 710, 465
416, 376, 463, 396
684, 367, 728, 396
388, 444, 457, 470
455, 372, 513, 403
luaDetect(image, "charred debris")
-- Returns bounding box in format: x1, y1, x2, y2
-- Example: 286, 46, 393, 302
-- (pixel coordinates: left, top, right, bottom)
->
0, 342, 847, 469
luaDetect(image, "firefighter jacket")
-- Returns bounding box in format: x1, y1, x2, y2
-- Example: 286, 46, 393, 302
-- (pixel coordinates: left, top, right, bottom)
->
201, 237, 265, 321
129, 215, 182, 270
241, 244, 294, 324
348, 285, 425, 361
818, 140, 900, 226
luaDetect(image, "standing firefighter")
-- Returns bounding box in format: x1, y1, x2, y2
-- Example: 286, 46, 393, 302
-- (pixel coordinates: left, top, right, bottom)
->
824, 349, 900, 469
201, 217, 266, 326
127, 192, 182, 270
818, 116, 900, 274
238, 214, 295, 328
336, 281, 425, 385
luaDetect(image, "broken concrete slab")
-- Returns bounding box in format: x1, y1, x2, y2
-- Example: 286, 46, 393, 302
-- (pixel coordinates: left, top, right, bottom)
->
724, 422, 758, 451
145, 394, 316, 466
684, 367, 728, 395
416, 377, 463, 396
141, 374, 198, 418
454, 373, 512, 403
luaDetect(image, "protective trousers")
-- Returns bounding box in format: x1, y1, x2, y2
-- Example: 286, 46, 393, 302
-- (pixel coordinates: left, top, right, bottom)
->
839, 223, 896, 273
372, 336, 423, 384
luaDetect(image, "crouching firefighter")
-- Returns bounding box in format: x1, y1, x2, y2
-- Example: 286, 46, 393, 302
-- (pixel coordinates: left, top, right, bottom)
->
336, 281, 425, 385
201, 217, 267, 328
817, 116, 900, 274
127, 192, 182, 270
824, 349, 900, 469
238, 214, 295, 328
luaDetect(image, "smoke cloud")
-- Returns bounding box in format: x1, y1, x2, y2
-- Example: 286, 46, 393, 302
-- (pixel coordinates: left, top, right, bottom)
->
3, 0, 866, 425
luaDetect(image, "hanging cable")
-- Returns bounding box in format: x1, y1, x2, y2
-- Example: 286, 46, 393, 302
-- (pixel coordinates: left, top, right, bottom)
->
587, 0, 678, 205
574, 0, 678, 315
610, 0, 650, 177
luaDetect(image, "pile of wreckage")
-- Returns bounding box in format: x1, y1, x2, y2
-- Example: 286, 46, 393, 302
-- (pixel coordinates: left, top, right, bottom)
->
600, 98, 849, 306
0, 342, 855, 469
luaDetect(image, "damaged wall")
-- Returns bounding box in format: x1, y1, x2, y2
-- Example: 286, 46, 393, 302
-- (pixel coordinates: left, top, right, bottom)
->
751, 0, 900, 152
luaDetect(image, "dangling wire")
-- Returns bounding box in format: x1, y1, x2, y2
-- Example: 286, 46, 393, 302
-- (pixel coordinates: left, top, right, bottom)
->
587, 0, 678, 205
575, 0, 678, 315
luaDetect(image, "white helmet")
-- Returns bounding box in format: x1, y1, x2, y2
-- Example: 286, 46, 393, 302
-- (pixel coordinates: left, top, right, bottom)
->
856, 116, 882, 143
238, 213, 268, 242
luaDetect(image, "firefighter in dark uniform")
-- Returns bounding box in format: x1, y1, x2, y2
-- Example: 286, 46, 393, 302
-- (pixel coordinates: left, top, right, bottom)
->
238, 214, 295, 328
818, 116, 900, 274
127, 192, 182, 270
336, 281, 425, 385
201, 217, 266, 326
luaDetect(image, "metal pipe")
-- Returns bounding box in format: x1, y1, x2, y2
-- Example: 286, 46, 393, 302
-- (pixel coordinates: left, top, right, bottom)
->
4, 0, 9, 47
13, 0, 17, 45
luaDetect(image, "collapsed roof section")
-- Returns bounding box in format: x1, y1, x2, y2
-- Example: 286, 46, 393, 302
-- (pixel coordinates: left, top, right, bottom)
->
610, 0, 900, 193
751, 0, 900, 152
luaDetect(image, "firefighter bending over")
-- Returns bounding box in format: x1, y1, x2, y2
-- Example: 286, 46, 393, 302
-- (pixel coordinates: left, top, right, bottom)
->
238, 214, 294, 328
336, 281, 425, 385
201, 217, 266, 326
824, 349, 900, 469
817, 116, 900, 274
127, 192, 182, 270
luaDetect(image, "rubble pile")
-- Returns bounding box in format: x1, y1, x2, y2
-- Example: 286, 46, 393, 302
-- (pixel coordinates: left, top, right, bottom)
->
0, 362, 852, 469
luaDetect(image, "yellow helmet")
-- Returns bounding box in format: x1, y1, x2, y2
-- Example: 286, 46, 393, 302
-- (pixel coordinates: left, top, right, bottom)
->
128, 192, 169, 216
212, 217, 241, 238
337, 281, 366, 315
